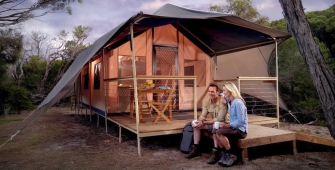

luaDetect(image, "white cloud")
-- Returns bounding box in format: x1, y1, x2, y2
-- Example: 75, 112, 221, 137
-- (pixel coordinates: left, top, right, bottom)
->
19, 0, 335, 45
255, 0, 275, 10
137, 0, 168, 13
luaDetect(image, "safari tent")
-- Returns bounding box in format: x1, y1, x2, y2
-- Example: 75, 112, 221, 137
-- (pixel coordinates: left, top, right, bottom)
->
38, 4, 291, 155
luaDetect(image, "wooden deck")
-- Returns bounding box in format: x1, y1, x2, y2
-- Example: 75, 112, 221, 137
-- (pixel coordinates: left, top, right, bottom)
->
107, 114, 190, 137
103, 111, 335, 158
107, 112, 277, 136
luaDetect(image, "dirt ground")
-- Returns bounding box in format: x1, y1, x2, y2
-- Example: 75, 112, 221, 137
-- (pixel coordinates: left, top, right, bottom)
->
1, 107, 335, 170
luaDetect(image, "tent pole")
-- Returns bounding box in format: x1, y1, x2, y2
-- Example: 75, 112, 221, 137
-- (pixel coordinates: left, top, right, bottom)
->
80, 72, 83, 115
78, 72, 81, 114
193, 78, 197, 120
237, 77, 240, 91
73, 83, 76, 114
275, 39, 279, 128
89, 60, 92, 123
102, 47, 108, 134
130, 24, 141, 156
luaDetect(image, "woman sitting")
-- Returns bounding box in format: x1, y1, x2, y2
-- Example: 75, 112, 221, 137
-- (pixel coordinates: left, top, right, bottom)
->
213, 82, 248, 167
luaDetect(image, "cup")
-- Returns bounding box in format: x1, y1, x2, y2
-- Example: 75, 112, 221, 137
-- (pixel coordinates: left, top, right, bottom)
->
214, 122, 220, 129
192, 120, 198, 126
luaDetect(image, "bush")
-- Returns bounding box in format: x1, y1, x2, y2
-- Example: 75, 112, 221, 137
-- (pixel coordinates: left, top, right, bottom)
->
317, 120, 328, 127
0, 83, 35, 114
8, 86, 35, 113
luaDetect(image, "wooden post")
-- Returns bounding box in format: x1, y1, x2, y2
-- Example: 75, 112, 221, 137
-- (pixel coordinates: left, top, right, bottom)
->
293, 140, 297, 154
193, 78, 197, 120
89, 60, 92, 123
97, 113, 99, 127
119, 125, 122, 143
275, 39, 280, 129
130, 24, 141, 156
102, 47, 108, 134
241, 148, 248, 163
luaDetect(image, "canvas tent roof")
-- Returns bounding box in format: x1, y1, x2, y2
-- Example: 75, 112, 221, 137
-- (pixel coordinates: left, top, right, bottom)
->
39, 3, 291, 110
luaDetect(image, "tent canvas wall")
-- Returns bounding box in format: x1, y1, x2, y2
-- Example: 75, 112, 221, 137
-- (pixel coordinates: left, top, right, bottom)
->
79, 24, 213, 114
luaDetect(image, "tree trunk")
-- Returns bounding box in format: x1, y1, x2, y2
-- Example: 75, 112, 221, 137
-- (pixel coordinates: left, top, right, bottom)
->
279, 0, 335, 139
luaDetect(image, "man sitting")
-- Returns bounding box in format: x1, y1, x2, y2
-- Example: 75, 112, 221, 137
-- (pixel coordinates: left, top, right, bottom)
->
185, 83, 229, 165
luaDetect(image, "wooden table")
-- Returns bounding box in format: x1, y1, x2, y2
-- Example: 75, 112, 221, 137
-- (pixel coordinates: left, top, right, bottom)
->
129, 88, 173, 122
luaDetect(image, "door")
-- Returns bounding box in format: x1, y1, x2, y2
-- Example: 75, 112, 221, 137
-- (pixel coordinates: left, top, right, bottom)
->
153, 45, 178, 110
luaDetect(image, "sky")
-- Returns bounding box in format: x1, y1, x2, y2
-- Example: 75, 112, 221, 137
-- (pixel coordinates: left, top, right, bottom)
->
20, 0, 335, 44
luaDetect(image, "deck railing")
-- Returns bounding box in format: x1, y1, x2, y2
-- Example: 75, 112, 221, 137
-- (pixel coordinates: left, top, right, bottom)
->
215, 77, 279, 125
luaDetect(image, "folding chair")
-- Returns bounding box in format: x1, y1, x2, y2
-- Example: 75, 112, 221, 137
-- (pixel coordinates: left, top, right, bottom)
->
149, 81, 176, 124
137, 90, 153, 120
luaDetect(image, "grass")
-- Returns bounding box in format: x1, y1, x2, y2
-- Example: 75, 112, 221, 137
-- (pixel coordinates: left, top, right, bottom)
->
316, 120, 328, 127
0, 118, 23, 125
297, 128, 312, 135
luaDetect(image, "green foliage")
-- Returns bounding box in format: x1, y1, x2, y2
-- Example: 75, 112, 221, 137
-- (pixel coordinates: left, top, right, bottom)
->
306, 5, 335, 69
8, 86, 35, 113
0, 28, 23, 65
269, 37, 322, 121
315, 38, 335, 71
269, 18, 287, 32
269, 4, 335, 123
0, 80, 34, 113
21, 56, 46, 93
209, 0, 270, 26
316, 120, 328, 127
45, 60, 63, 89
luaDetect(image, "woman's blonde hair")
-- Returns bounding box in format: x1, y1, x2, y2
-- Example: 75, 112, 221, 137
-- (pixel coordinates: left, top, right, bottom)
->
223, 82, 245, 104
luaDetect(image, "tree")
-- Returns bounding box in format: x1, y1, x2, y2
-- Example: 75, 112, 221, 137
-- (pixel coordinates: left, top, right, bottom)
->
279, 0, 335, 139
0, 28, 22, 65
0, 0, 82, 27
306, 5, 335, 72
18, 25, 91, 103
52, 25, 92, 86
209, 0, 270, 26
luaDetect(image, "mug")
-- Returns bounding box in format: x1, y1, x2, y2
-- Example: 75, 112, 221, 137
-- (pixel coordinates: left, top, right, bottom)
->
214, 122, 220, 129
192, 120, 198, 126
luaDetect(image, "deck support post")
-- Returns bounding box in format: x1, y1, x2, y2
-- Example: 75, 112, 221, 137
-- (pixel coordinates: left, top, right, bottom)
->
293, 140, 297, 154
119, 125, 122, 143
90, 110, 92, 123
137, 135, 141, 156
90, 108, 92, 123
97, 113, 99, 127
241, 148, 248, 164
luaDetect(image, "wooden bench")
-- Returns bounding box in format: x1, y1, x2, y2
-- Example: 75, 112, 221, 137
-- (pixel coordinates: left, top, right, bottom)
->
237, 124, 296, 163
204, 124, 297, 163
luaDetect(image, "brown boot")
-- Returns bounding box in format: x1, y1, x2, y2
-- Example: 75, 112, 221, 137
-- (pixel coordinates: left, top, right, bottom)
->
185, 145, 201, 158
207, 149, 220, 164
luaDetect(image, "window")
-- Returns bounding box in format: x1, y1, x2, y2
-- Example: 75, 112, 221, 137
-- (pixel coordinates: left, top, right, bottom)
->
84, 68, 89, 89
94, 63, 101, 89
184, 65, 194, 87
118, 55, 146, 85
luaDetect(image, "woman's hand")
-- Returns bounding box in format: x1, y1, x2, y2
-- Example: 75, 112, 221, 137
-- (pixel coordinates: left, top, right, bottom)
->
220, 96, 227, 104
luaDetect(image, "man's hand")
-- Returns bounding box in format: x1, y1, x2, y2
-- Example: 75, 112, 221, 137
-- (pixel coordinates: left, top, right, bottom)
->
193, 120, 204, 128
